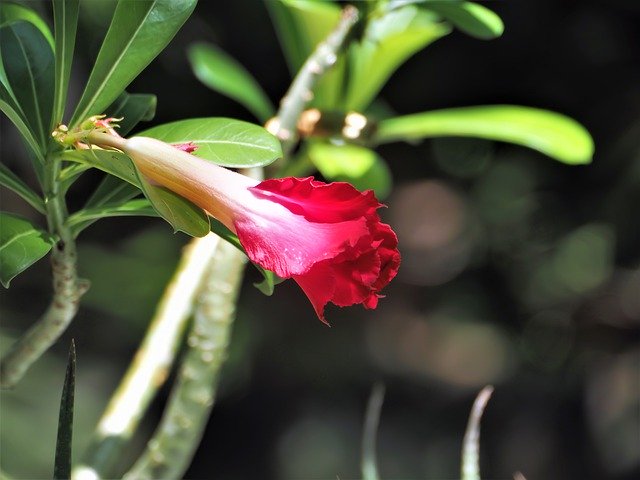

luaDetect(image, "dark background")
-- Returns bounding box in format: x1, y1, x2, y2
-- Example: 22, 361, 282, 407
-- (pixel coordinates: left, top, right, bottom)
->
1, 1, 639, 479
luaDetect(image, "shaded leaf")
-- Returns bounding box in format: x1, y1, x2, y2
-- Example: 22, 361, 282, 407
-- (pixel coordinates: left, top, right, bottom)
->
137, 118, 282, 168
71, 0, 196, 126
84, 174, 141, 209
308, 143, 392, 199
188, 42, 274, 122
0, 91, 45, 164
53, 340, 76, 480
424, 1, 504, 39
0, 2, 54, 48
52, 0, 79, 126
69, 199, 158, 237
375, 105, 594, 165
0, 212, 54, 288
0, 162, 45, 213
105, 91, 157, 136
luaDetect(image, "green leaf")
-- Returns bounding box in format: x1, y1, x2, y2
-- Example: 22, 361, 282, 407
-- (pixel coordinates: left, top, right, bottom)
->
424, 1, 504, 39
209, 217, 282, 296
70, 0, 197, 126
0, 212, 54, 288
0, 91, 45, 164
345, 5, 451, 110
105, 91, 157, 136
0, 21, 55, 148
84, 174, 141, 209
308, 143, 392, 199
0, 2, 54, 48
375, 105, 595, 165
68, 198, 158, 237
62, 149, 210, 237
53, 340, 76, 480
137, 118, 283, 168
0, 162, 45, 213
188, 42, 274, 123
52, 0, 79, 126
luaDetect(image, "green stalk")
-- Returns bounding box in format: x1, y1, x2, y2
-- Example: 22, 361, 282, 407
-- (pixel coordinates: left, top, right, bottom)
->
0, 152, 87, 388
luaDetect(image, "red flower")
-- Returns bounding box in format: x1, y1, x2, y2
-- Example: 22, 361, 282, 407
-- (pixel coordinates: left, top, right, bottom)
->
95, 136, 400, 323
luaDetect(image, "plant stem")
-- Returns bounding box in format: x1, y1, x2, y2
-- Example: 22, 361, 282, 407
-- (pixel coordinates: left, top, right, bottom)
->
71, 234, 223, 480
267, 4, 359, 157
461, 386, 494, 480
123, 238, 247, 480
0, 153, 87, 388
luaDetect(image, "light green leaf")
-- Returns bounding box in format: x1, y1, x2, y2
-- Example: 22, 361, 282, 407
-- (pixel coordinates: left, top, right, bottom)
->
0, 21, 55, 148
137, 118, 283, 167
106, 91, 157, 136
53, 340, 75, 480
70, 0, 197, 126
375, 105, 595, 165
308, 143, 392, 199
0, 212, 54, 288
62, 149, 210, 237
0, 2, 54, 48
52, 0, 79, 127
68, 198, 158, 237
0, 162, 45, 213
84, 174, 140, 209
345, 5, 451, 110
0, 95, 44, 165
424, 1, 504, 39
188, 42, 274, 123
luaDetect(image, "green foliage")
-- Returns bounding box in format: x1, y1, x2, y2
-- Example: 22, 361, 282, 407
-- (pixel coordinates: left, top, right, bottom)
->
0, 212, 54, 287
0, 162, 45, 214
52, 0, 79, 126
423, 1, 504, 39
0, 2, 54, 48
138, 118, 283, 168
53, 340, 76, 480
188, 42, 274, 122
375, 105, 595, 164
106, 91, 157, 136
70, 0, 197, 126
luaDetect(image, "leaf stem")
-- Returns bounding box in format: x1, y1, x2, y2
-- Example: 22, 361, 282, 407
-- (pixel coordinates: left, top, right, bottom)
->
123, 238, 247, 480
461, 386, 494, 480
0, 153, 87, 388
267, 5, 359, 157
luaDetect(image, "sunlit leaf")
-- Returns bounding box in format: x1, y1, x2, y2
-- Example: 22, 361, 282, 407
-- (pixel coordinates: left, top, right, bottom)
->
53, 340, 76, 480
0, 212, 54, 288
424, 1, 504, 39
0, 162, 45, 213
137, 118, 282, 168
0, 21, 54, 148
71, 0, 196, 126
106, 91, 157, 136
308, 143, 392, 199
345, 5, 450, 110
375, 105, 594, 165
188, 42, 274, 122
52, 0, 79, 127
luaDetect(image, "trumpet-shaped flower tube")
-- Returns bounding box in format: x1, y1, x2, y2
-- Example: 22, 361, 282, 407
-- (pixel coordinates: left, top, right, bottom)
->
93, 135, 400, 323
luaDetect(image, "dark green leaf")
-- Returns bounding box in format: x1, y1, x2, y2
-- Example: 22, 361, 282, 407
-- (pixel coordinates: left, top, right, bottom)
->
0, 21, 55, 148
53, 340, 76, 480
84, 174, 141, 209
52, 0, 79, 126
0, 90, 45, 164
0, 212, 54, 288
375, 105, 594, 165
69, 199, 158, 237
308, 143, 393, 199
137, 118, 282, 168
424, 1, 504, 40
0, 2, 54, 48
188, 42, 274, 122
209, 217, 282, 296
0, 162, 45, 213
70, 0, 197, 126
105, 91, 157, 136
345, 5, 450, 110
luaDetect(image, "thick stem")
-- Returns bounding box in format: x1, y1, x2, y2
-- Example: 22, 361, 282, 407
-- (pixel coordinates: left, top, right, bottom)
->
71, 234, 223, 480
123, 238, 247, 480
267, 5, 359, 157
0, 155, 86, 388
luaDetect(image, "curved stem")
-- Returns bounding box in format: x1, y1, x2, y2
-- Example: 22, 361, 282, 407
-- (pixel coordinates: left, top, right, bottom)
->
0, 153, 86, 388
123, 238, 247, 480
72, 234, 223, 480
461, 386, 494, 480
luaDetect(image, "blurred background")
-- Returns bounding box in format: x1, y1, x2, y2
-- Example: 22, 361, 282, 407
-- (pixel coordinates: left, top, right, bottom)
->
1, 0, 639, 479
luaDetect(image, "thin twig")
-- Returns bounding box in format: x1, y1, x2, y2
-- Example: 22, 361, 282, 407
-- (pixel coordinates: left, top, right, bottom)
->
266, 5, 359, 157
71, 233, 222, 480
1, 158, 87, 388
461, 386, 494, 480
361, 383, 386, 480
123, 238, 247, 480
